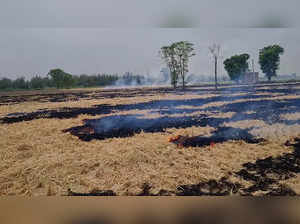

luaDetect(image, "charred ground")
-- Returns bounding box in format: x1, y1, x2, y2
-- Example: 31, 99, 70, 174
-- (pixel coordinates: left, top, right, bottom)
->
1, 82, 300, 196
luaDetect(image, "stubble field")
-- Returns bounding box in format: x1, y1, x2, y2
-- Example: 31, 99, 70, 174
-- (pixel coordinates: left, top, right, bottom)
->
1, 83, 300, 196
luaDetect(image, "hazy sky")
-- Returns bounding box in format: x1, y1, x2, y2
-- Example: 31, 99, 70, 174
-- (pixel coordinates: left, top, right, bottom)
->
0, 28, 299, 80
1, 0, 299, 27
0, 1, 299, 79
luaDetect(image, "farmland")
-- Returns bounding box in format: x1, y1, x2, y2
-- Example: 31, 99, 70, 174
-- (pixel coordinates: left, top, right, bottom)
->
1, 82, 300, 196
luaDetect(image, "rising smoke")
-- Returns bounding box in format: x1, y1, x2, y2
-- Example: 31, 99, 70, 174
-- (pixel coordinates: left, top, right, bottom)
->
108, 69, 224, 88
109, 69, 171, 88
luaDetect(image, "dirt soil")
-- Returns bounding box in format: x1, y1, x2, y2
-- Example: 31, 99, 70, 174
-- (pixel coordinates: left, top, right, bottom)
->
1, 83, 300, 196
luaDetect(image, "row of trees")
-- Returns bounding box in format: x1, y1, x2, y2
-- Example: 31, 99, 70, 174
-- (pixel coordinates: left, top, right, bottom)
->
0, 69, 119, 90
160, 42, 285, 89
0, 76, 53, 90
223, 45, 284, 83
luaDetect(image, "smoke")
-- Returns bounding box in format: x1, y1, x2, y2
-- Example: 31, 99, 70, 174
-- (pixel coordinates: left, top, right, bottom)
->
53, 82, 300, 142
84, 114, 199, 136
108, 69, 222, 88
107, 69, 171, 88
88, 115, 142, 133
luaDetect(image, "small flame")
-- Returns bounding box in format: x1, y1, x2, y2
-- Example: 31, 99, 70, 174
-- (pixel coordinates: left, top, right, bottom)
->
168, 135, 182, 142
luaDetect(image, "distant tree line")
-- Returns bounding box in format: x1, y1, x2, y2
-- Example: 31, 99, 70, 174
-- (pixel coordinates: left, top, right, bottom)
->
0, 69, 158, 91
0, 68, 120, 91
0, 44, 286, 91
119, 72, 145, 85
0, 76, 53, 90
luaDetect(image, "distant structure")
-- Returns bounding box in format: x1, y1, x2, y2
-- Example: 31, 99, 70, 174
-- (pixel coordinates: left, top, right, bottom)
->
240, 71, 259, 84
240, 58, 259, 84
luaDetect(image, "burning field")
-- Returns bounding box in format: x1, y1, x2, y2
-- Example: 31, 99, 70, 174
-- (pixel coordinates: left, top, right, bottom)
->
1, 83, 300, 196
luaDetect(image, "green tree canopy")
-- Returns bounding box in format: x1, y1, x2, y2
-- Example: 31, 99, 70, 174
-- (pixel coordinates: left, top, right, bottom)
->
0, 78, 13, 90
223, 54, 250, 82
0, 72, 119, 91
173, 41, 196, 89
160, 41, 195, 89
47, 68, 75, 88
160, 44, 179, 88
259, 45, 284, 81
30, 75, 51, 89
12, 77, 28, 89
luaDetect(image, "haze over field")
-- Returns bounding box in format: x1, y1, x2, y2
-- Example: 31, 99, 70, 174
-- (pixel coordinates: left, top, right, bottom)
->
1, 0, 299, 27
0, 29, 299, 81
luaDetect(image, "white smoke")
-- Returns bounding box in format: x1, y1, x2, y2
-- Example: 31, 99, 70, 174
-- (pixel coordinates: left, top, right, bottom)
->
107, 68, 171, 88
107, 67, 223, 88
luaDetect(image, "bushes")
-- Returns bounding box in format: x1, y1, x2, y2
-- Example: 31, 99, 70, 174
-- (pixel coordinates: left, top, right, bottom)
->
0, 71, 119, 91
0, 78, 13, 90
74, 74, 118, 87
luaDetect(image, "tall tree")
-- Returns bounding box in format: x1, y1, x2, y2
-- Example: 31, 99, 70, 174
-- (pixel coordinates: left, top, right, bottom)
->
160, 45, 179, 88
47, 68, 74, 88
223, 54, 250, 82
209, 44, 221, 90
259, 44, 284, 81
173, 41, 196, 89
160, 41, 195, 89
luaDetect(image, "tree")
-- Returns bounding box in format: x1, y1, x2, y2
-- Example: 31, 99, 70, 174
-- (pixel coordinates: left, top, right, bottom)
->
63, 73, 75, 88
223, 54, 250, 82
12, 77, 28, 89
30, 75, 50, 89
47, 68, 75, 88
160, 45, 179, 88
259, 45, 284, 81
160, 41, 195, 89
209, 44, 221, 90
173, 41, 196, 89
0, 78, 13, 90
47, 69, 64, 88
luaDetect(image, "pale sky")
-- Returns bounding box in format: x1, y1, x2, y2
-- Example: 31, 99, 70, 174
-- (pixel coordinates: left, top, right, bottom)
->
0, 28, 299, 80
0, 0, 299, 27
0, 0, 299, 80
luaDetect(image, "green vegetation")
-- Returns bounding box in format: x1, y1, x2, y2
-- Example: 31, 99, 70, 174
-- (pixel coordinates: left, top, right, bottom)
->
30, 76, 52, 89
160, 44, 179, 88
47, 69, 75, 89
0, 78, 13, 90
73, 74, 118, 87
160, 41, 196, 89
223, 54, 250, 82
259, 45, 284, 81
0, 69, 119, 91
0, 44, 289, 91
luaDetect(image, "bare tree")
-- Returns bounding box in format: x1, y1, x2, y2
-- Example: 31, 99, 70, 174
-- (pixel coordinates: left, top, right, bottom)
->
209, 44, 221, 90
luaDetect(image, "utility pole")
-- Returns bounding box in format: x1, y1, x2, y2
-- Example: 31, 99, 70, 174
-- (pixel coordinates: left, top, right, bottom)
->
209, 44, 221, 90
214, 55, 218, 90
